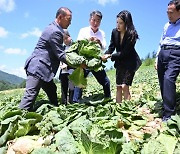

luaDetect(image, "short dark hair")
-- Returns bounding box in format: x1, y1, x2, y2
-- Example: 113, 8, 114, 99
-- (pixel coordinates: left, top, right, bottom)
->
56, 7, 72, 18
90, 10, 103, 19
168, 0, 180, 11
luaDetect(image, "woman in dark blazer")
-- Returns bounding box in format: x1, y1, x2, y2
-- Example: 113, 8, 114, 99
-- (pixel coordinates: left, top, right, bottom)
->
105, 10, 141, 103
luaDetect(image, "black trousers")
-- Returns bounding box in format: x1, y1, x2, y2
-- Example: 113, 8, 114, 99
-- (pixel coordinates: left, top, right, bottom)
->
73, 69, 111, 103
157, 48, 180, 118
59, 73, 74, 105
19, 74, 58, 111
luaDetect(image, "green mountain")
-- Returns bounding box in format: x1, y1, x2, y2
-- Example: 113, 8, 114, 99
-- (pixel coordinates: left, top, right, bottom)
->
0, 70, 25, 85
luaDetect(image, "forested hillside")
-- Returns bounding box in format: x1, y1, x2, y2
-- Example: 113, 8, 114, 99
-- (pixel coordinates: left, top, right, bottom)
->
0, 70, 25, 91
0, 70, 24, 85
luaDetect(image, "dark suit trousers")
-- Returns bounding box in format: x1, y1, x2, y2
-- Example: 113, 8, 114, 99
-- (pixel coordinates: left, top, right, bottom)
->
157, 49, 180, 118
19, 74, 58, 111
73, 69, 111, 103
59, 73, 74, 105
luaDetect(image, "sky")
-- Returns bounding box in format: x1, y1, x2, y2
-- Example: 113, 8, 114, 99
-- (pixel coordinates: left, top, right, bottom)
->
0, 0, 170, 78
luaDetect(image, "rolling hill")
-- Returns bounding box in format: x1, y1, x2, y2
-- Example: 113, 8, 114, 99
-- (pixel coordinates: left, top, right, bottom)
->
0, 70, 25, 85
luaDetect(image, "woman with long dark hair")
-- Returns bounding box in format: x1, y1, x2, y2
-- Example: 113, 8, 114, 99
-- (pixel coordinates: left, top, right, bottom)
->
105, 10, 141, 103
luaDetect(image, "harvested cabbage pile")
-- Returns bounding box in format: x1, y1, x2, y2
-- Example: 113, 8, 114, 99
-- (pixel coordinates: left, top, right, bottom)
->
65, 39, 105, 88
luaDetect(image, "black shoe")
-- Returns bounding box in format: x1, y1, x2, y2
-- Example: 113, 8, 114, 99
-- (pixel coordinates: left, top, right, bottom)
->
162, 116, 171, 122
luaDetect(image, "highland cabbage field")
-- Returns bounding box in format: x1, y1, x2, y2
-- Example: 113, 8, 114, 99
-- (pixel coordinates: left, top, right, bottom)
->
0, 65, 179, 154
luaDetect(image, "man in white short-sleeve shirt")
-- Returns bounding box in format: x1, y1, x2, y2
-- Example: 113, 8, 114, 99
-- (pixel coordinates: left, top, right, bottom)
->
73, 10, 111, 103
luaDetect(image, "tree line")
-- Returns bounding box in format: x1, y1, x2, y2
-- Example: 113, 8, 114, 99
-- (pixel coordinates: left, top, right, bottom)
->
141, 50, 156, 66
0, 80, 26, 91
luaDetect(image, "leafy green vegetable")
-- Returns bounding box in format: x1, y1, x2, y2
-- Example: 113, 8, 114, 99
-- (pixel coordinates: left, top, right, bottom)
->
86, 58, 104, 72
66, 52, 85, 68
31, 148, 54, 154
0, 122, 16, 146
141, 139, 168, 154
15, 119, 35, 137
2, 110, 22, 120
68, 67, 87, 88
65, 39, 104, 88
78, 40, 102, 59
0, 64, 180, 153
80, 131, 105, 154
55, 127, 80, 154
156, 133, 178, 154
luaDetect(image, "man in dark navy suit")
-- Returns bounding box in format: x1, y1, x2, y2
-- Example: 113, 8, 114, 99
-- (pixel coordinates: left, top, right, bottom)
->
19, 7, 72, 111
156, 0, 180, 121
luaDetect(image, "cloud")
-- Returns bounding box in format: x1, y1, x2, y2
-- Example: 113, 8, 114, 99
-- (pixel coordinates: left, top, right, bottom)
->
4, 48, 27, 55
97, 0, 118, 6
0, 45, 4, 49
0, 64, 6, 70
0, 26, 8, 38
24, 12, 29, 18
77, 0, 118, 6
20, 27, 42, 39
0, 0, 15, 13
10, 67, 26, 78
0, 65, 26, 78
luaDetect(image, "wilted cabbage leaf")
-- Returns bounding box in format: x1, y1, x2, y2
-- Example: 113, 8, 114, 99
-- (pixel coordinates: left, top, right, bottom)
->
68, 67, 87, 88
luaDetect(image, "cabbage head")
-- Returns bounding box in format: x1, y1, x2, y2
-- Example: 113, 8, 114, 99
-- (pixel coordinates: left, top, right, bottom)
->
65, 39, 105, 88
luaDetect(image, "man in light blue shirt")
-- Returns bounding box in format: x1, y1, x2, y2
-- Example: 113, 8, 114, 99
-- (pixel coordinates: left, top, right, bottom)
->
156, 0, 180, 121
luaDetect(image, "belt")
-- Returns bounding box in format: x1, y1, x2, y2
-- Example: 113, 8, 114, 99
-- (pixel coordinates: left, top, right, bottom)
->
161, 45, 180, 50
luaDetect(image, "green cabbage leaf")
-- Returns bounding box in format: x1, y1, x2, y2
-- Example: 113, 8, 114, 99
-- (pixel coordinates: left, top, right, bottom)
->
65, 39, 105, 88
